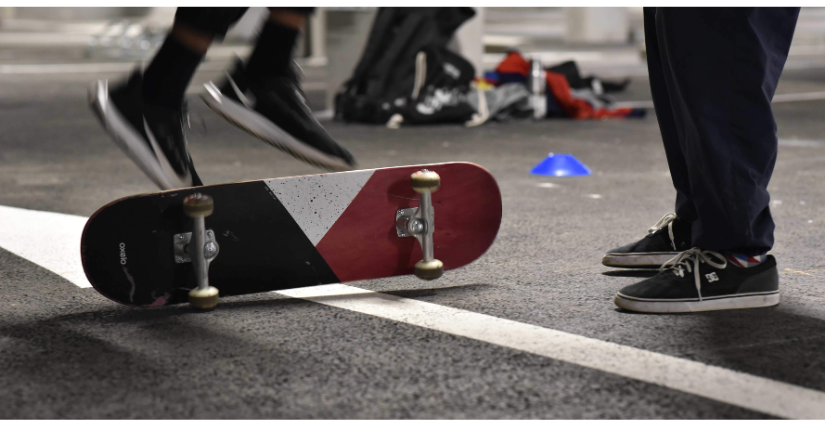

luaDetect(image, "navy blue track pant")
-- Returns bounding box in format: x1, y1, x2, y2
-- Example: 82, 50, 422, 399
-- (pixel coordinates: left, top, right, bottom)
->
644, 7, 800, 255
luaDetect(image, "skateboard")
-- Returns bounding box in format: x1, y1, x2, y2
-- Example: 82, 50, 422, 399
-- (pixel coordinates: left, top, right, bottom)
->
81, 162, 502, 309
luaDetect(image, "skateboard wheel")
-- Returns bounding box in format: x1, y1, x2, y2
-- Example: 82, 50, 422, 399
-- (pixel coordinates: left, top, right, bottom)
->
411, 170, 441, 193
414, 259, 444, 280
189, 286, 219, 310
183, 193, 214, 218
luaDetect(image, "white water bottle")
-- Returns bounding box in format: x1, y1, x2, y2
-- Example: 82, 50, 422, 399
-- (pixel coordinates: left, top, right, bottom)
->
530, 58, 547, 120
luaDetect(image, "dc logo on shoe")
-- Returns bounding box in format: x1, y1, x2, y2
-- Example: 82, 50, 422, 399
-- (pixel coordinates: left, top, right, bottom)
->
705, 272, 720, 283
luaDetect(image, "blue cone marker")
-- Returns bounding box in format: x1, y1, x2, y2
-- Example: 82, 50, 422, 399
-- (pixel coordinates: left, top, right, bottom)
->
530, 153, 591, 177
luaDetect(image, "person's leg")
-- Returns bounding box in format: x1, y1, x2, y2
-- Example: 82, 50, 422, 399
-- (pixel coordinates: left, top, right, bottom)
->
201, 7, 357, 171
244, 9, 307, 79
143, 8, 248, 108
656, 7, 798, 255
89, 8, 247, 189
644, 7, 697, 225
140, 22, 212, 109
601, 7, 694, 268
614, 8, 800, 313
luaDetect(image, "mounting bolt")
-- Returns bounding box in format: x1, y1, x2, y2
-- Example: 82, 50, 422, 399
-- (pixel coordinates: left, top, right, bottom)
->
409, 219, 425, 235
204, 242, 218, 259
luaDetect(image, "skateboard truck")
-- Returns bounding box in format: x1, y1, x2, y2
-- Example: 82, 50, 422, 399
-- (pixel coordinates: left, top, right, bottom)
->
181, 193, 220, 310
396, 169, 444, 280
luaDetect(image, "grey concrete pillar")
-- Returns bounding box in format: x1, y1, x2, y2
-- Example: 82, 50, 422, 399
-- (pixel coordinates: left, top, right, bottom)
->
309, 8, 327, 61
324, 8, 378, 111
450, 7, 485, 77
565, 7, 629, 44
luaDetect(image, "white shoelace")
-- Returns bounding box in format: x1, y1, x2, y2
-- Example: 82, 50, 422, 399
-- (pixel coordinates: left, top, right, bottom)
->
660, 248, 728, 301
648, 212, 678, 250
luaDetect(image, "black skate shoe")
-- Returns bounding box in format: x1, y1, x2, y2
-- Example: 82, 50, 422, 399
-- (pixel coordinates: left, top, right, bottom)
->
602, 213, 691, 268
200, 59, 356, 171
614, 248, 779, 313
89, 70, 203, 190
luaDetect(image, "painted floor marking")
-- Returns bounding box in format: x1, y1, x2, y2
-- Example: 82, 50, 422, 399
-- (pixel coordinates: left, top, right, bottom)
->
2, 204, 825, 418
0, 205, 91, 288
277, 284, 825, 419
773, 90, 825, 103
618, 91, 825, 110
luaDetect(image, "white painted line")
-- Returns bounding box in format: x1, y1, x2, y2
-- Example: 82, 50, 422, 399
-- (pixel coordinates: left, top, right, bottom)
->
3, 204, 825, 418
616, 92, 825, 110
0, 32, 92, 46
0, 205, 91, 288
614, 100, 654, 109
0, 63, 135, 75
0, 57, 326, 76
0, 61, 235, 75
773, 91, 825, 103
277, 284, 825, 419
779, 138, 825, 147
0, 62, 327, 93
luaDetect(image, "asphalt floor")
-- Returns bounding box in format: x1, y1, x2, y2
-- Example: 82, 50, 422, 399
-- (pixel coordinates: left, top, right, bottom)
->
1, 62, 825, 419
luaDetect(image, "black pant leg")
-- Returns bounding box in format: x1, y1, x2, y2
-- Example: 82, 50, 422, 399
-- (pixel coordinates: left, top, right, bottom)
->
644, 7, 697, 224
655, 7, 798, 255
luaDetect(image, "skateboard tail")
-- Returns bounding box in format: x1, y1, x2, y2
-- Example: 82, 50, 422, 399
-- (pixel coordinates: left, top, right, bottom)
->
314, 162, 502, 282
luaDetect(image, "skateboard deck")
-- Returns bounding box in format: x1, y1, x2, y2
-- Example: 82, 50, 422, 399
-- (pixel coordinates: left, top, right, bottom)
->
81, 162, 502, 307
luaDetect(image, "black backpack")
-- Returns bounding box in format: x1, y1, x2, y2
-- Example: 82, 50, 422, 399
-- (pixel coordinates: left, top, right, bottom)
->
388, 44, 477, 127
334, 7, 476, 124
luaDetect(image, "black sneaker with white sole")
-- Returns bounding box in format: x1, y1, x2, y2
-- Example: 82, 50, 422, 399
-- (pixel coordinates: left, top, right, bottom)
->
614, 248, 779, 313
200, 60, 356, 172
89, 70, 203, 190
602, 213, 691, 268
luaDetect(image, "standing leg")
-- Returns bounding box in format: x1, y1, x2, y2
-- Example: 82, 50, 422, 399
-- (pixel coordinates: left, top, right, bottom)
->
599, 7, 697, 268
655, 7, 798, 255
644, 7, 697, 226
614, 8, 800, 313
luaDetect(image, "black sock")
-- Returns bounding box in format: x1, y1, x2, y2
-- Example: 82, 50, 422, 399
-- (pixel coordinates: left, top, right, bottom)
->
245, 20, 299, 80
142, 35, 205, 108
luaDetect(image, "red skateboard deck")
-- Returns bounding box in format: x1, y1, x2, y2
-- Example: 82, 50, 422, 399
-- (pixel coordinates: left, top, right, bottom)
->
81, 162, 502, 306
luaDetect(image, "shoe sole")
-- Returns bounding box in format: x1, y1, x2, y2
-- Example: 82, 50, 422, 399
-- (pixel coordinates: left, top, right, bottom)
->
200, 82, 354, 172
614, 291, 780, 313
601, 252, 680, 268
88, 80, 190, 190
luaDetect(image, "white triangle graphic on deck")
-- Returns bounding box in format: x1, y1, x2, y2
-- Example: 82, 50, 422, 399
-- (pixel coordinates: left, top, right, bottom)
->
0, 205, 92, 288
264, 170, 375, 246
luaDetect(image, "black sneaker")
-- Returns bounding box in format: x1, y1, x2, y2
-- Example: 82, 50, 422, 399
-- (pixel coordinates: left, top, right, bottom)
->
614, 248, 779, 313
602, 213, 691, 268
200, 59, 356, 172
89, 70, 203, 190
